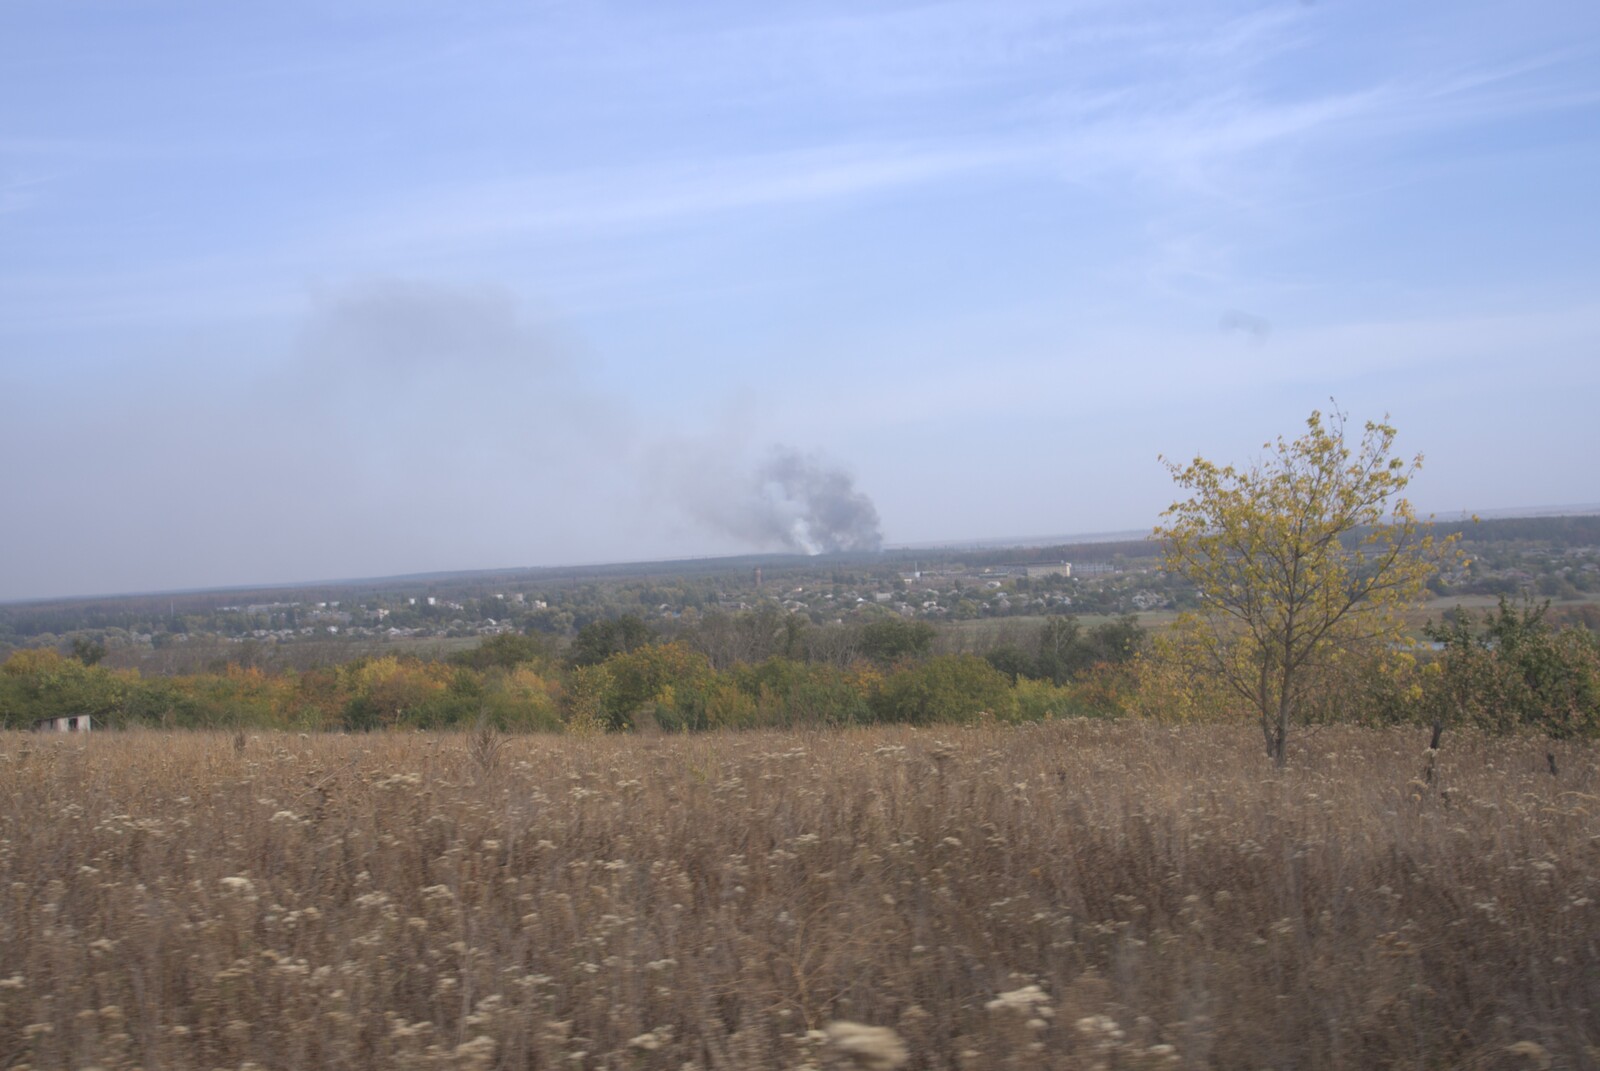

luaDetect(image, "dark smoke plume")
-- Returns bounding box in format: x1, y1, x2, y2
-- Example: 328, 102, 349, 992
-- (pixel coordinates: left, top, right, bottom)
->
674, 445, 882, 555
754, 448, 883, 554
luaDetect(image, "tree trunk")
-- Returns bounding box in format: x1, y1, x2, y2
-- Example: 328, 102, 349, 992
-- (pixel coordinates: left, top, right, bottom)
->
1271, 695, 1291, 768
1261, 716, 1288, 766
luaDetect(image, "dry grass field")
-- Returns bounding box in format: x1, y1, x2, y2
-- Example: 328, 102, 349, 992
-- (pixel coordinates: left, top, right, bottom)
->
0, 724, 1595, 1070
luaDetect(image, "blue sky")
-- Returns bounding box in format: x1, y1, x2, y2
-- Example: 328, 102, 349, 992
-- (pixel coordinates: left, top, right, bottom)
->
3, 1, 1598, 600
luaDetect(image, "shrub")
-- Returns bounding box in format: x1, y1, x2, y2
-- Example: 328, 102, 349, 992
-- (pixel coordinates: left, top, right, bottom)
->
871, 655, 1015, 725
730, 657, 874, 728
0, 649, 132, 728
860, 618, 936, 665
1010, 676, 1081, 722
1424, 597, 1600, 738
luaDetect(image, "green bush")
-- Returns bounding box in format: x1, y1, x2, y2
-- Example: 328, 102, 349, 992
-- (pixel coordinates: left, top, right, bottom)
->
730, 657, 874, 728
872, 655, 1015, 725
1424, 597, 1600, 738
1011, 676, 1088, 722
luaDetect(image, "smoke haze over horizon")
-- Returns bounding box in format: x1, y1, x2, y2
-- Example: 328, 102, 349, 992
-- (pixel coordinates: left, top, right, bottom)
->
3, 1, 1598, 600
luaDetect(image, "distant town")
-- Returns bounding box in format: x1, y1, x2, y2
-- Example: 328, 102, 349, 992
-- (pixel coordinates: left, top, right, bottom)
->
2, 515, 1596, 673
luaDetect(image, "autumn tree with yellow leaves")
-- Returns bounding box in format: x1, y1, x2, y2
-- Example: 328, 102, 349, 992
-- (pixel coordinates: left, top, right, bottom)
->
1156, 409, 1455, 766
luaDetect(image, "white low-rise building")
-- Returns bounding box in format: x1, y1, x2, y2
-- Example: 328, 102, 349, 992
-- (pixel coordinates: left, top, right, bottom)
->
35, 715, 94, 733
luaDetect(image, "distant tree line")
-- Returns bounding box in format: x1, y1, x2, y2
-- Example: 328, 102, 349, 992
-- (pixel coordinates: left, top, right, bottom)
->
3, 595, 1595, 742
0, 610, 1144, 733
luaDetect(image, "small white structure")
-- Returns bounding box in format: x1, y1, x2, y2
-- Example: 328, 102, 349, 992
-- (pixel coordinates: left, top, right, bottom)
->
34, 715, 94, 733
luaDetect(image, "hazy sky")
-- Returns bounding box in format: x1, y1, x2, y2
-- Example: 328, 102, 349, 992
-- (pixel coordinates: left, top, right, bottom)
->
4, 1, 1598, 600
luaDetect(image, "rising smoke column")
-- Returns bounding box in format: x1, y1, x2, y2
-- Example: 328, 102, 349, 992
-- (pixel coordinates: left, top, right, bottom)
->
669, 444, 883, 555
754, 447, 883, 554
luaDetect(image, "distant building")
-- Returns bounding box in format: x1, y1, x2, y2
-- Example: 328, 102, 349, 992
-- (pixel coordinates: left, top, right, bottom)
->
1014, 562, 1072, 578
35, 715, 94, 733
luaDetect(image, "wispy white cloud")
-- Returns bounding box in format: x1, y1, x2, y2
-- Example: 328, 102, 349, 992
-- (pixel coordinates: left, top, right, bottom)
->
325, 4, 1595, 262
0, 172, 54, 216
761, 298, 1600, 443
333, 141, 1029, 254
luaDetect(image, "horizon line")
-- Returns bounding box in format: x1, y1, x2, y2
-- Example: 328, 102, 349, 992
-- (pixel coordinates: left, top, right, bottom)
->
4, 503, 1598, 608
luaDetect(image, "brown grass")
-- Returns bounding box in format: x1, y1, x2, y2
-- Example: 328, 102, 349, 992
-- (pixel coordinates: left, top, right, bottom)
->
0, 724, 1596, 1070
